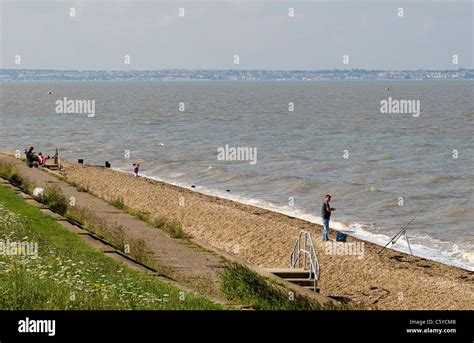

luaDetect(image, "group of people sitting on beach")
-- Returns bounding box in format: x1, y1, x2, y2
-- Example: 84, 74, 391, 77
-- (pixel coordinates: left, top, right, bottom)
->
25, 147, 50, 168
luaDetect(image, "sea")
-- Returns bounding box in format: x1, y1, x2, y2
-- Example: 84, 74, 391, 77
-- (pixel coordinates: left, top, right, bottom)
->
1, 80, 472, 270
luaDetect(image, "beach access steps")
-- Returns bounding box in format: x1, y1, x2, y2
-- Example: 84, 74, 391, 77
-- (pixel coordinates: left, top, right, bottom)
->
268, 230, 320, 292
268, 268, 319, 293
289, 229, 320, 292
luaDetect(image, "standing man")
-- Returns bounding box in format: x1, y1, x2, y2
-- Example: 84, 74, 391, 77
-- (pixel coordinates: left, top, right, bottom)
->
322, 194, 335, 241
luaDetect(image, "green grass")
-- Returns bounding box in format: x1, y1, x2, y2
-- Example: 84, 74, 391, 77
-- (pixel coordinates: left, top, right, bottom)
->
110, 196, 125, 210
38, 185, 69, 215
150, 217, 190, 239
220, 262, 302, 310
220, 262, 353, 310
0, 184, 224, 310
129, 209, 150, 222
76, 185, 89, 193
127, 208, 190, 239
66, 180, 89, 193
0, 161, 33, 192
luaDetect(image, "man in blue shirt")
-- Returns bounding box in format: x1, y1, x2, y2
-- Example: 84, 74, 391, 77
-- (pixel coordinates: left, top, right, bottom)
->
322, 194, 335, 241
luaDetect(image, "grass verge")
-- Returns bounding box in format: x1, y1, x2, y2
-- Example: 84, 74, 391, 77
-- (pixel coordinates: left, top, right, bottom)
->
39, 185, 69, 215
0, 161, 33, 192
110, 196, 125, 209
150, 217, 190, 239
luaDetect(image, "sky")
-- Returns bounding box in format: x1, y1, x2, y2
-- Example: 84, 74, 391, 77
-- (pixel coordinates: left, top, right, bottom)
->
1, 0, 472, 70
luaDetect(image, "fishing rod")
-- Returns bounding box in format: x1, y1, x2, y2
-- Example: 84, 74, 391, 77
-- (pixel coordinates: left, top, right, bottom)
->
377, 202, 432, 255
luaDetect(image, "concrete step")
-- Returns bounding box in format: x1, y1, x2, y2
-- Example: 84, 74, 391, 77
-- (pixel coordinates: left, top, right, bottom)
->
284, 278, 316, 287
24, 199, 48, 209
17, 192, 34, 199
266, 268, 312, 279
39, 208, 64, 220
46, 164, 60, 170
303, 285, 320, 293
60, 221, 88, 234
303, 285, 319, 293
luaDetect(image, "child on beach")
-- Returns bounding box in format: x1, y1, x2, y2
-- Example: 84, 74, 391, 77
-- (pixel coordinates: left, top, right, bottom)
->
322, 194, 336, 241
37, 153, 50, 166
133, 164, 140, 177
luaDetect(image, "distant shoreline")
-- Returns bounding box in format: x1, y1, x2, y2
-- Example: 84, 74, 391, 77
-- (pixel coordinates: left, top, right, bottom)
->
2, 68, 472, 72
2, 79, 473, 83
2, 68, 472, 82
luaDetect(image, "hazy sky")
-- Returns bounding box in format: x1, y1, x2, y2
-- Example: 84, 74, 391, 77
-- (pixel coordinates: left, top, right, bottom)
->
1, 0, 472, 70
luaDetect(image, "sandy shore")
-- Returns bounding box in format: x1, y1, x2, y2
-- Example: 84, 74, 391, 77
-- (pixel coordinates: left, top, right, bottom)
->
55, 161, 474, 309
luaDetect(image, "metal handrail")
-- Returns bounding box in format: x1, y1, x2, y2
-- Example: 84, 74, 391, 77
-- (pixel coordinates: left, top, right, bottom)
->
289, 229, 320, 291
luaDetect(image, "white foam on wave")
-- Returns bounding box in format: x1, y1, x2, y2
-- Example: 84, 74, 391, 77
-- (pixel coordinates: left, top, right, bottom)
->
113, 166, 474, 272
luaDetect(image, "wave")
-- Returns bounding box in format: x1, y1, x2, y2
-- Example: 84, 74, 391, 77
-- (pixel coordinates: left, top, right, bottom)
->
367, 186, 379, 193
199, 165, 250, 183
367, 153, 394, 162
447, 207, 474, 217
